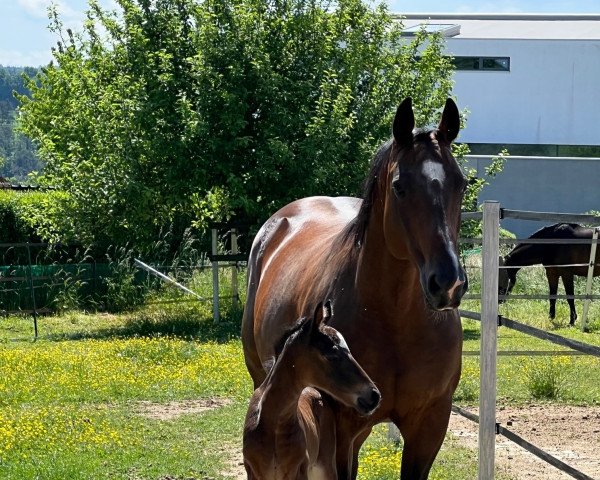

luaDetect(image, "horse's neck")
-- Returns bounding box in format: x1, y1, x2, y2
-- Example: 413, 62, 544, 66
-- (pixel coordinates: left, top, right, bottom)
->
507, 244, 544, 268
354, 214, 421, 310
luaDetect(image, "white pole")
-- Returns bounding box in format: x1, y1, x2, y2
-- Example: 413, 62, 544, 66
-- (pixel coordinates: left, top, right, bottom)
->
212, 228, 220, 323
479, 201, 499, 480
231, 228, 239, 311
134, 259, 206, 301
581, 227, 599, 331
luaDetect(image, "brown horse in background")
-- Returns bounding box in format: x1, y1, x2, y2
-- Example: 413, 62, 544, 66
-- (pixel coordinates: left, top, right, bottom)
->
499, 223, 600, 325
243, 302, 380, 479
242, 98, 468, 480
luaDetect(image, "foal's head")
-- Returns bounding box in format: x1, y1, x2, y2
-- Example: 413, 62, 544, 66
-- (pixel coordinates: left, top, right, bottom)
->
277, 302, 381, 416
382, 98, 468, 310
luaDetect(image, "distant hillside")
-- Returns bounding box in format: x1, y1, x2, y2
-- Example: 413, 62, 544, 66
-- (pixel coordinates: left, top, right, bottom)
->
0, 65, 43, 182
0, 66, 38, 107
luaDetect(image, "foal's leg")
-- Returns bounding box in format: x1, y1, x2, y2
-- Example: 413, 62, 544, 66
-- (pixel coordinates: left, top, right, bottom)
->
546, 268, 559, 320
398, 398, 452, 480
561, 273, 577, 325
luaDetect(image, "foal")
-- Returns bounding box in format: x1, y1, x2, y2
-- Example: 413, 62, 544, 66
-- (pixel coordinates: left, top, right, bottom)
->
243, 302, 381, 480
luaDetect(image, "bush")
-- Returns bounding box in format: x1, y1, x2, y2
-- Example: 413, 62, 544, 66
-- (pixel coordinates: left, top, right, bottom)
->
523, 357, 569, 400
0, 189, 77, 245
0, 190, 35, 242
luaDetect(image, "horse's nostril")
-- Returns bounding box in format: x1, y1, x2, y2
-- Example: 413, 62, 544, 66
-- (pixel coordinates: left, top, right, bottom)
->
428, 273, 442, 296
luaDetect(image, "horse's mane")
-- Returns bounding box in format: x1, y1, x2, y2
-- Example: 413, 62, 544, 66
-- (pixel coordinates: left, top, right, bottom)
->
342, 129, 437, 247
341, 140, 392, 246
273, 316, 309, 357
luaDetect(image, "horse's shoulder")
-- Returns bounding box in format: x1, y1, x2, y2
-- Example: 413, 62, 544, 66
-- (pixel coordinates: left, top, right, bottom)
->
252, 196, 360, 262
278, 196, 362, 225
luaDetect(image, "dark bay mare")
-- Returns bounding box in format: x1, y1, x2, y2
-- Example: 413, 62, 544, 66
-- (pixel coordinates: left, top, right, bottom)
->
242, 98, 468, 480
499, 223, 600, 325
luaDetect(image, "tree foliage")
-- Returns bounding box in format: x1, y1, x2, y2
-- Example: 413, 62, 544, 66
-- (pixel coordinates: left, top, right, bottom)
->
18, 0, 456, 248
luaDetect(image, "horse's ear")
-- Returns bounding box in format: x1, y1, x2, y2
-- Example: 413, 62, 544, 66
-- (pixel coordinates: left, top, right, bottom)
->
393, 97, 414, 146
437, 98, 460, 143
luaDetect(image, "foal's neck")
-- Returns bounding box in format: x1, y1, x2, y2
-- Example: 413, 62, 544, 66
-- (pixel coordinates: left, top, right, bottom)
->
257, 347, 308, 429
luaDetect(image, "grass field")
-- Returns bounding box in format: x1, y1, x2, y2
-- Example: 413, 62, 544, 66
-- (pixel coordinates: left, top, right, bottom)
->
1, 262, 599, 479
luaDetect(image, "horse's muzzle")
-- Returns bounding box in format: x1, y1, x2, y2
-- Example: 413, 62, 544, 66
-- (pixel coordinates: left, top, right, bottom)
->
422, 263, 468, 311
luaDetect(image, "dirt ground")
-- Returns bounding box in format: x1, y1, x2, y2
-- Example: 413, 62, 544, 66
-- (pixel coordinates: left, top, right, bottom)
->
135, 398, 232, 420
151, 400, 600, 479
448, 404, 600, 479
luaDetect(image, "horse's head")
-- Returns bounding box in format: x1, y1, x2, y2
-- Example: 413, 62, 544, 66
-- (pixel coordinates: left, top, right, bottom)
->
498, 255, 517, 302
382, 97, 467, 310
289, 302, 381, 416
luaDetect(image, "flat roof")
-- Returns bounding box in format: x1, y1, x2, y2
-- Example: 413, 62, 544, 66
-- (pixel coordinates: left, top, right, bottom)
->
395, 13, 600, 40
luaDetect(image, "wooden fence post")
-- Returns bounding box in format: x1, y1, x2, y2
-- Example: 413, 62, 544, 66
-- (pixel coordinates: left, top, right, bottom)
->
212, 228, 220, 324
479, 201, 500, 480
231, 228, 239, 311
581, 227, 599, 332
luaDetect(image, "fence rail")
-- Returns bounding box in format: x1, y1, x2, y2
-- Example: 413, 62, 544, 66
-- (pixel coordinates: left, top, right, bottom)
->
453, 405, 595, 480
460, 210, 600, 224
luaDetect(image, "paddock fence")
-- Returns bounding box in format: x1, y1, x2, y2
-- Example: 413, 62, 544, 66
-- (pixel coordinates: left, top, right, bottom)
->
0, 225, 248, 337
457, 203, 600, 480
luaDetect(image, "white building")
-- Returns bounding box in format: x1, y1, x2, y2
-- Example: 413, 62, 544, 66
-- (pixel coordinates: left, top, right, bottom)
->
395, 14, 600, 237
400, 13, 600, 157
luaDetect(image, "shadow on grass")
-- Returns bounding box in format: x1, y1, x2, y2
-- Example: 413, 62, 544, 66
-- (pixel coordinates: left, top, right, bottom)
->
463, 328, 480, 341
40, 307, 243, 344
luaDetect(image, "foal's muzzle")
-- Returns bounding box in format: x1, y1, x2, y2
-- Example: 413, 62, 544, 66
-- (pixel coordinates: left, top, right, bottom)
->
356, 387, 381, 416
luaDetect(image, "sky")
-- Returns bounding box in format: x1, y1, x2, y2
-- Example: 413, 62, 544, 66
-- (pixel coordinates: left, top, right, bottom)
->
1, 0, 600, 67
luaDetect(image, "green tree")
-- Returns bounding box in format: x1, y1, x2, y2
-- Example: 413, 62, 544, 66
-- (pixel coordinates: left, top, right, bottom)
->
18, 0, 456, 248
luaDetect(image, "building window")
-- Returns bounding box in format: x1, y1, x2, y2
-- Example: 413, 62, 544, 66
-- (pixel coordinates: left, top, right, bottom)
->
453, 56, 510, 71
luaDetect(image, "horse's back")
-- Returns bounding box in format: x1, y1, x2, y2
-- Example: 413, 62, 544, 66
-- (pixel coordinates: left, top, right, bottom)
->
242, 196, 362, 382
542, 224, 596, 274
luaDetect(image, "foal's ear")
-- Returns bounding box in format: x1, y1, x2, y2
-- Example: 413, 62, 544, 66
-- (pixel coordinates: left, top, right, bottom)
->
311, 301, 325, 333
393, 97, 415, 146
437, 98, 460, 143
323, 300, 333, 323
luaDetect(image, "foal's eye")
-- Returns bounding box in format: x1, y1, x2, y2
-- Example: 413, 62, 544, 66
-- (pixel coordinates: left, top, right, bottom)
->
325, 346, 341, 359
392, 181, 407, 199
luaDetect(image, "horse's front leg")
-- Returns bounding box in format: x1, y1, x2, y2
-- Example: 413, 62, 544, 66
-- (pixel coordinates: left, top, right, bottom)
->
398, 397, 452, 480
333, 423, 355, 480
333, 411, 367, 480
561, 273, 577, 325
546, 268, 559, 320
349, 426, 372, 479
